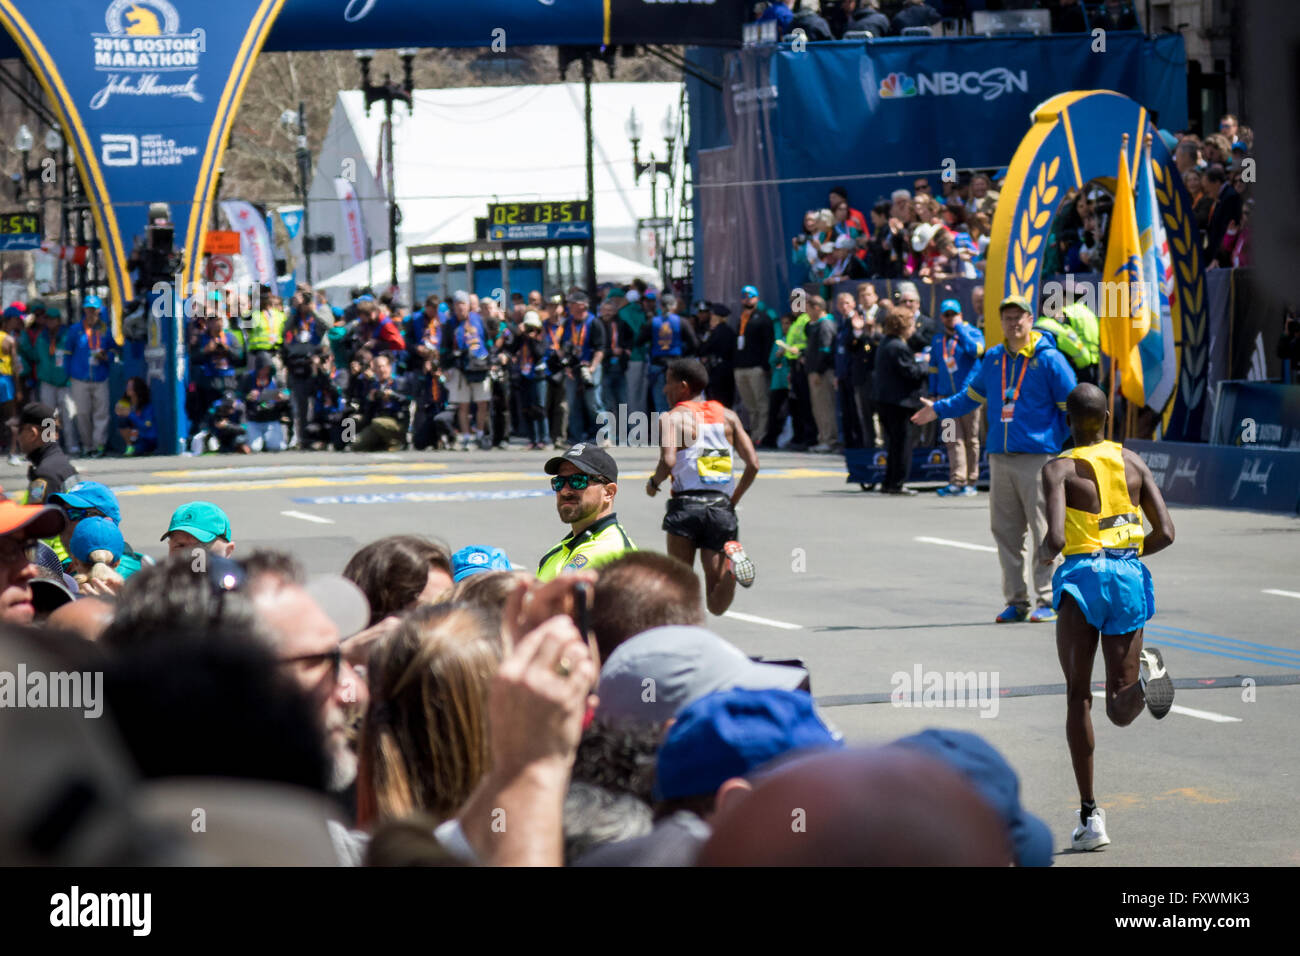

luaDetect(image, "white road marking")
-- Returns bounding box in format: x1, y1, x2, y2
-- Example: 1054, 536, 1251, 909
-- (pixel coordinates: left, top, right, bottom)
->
1262, 589, 1300, 601
915, 536, 997, 553
723, 610, 803, 631
280, 510, 335, 525
1091, 691, 1241, 723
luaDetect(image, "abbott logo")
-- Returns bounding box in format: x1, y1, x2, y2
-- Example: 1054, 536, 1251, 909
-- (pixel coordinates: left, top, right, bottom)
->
101, 134, 138, 166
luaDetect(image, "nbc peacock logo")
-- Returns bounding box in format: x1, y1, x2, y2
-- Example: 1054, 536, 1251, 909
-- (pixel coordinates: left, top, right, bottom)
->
879, 72, 917, 98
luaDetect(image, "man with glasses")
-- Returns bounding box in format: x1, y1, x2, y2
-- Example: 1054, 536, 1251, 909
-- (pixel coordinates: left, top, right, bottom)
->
538, 444, 635, 581
0, 488, 66, 624
48, 480, 150, 579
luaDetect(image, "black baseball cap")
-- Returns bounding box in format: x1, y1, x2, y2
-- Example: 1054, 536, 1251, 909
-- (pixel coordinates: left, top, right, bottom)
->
712, 304, 732, 318
544, 442, 618, 483
18, 403, 57, 430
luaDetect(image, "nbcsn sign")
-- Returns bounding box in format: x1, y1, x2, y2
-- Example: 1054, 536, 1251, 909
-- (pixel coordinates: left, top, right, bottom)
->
879, 68, 1028, 102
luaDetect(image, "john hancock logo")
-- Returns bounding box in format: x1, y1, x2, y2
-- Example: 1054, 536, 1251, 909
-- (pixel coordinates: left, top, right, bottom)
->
90, 1, 205, 110
879, 72, 917, 98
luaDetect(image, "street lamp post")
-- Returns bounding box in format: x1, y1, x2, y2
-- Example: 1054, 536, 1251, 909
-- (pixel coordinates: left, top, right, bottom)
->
627, 107, 676, 288
356, 48, 416, 295
282, 103, 314, 285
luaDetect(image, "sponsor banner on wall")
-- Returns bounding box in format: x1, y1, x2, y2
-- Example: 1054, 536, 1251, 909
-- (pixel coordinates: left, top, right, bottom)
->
1128, 439, 1300, 515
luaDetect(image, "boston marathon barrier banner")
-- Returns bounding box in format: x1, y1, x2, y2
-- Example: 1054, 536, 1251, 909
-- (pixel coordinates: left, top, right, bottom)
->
1127, 440, 1300, 516
0, 0, 288, 332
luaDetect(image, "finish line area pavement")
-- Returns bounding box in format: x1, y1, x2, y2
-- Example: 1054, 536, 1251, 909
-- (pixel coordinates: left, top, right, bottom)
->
8, 446, 1297, 867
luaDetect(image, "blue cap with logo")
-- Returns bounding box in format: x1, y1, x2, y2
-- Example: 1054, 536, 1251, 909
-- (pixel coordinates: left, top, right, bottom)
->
940, 298, 962, 315
83, 294, 103, 311
653, 687, 843, 801
69, 516, 124, 565
741, 285, 760, 299
892, 728, 1053, 867
49, 481, 122, 524
451, 545, 513, 582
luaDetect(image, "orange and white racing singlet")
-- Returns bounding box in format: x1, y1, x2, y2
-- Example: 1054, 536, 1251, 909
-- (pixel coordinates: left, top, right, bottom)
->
671, 399, 736, 494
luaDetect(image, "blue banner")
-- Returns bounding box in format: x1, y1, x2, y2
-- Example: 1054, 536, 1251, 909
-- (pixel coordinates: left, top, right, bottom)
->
0, 0, 287, 328
278, 205, 303, 240
1128, 440, 1300, 515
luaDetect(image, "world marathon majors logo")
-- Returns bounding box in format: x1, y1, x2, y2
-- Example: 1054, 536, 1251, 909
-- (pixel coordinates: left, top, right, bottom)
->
878, 68, 1028, 102
90, 0, 206, 110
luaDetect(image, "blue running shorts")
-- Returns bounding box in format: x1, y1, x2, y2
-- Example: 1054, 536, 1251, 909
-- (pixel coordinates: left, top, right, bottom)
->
0, 375, 13, 403
1052, 548, 1155, 636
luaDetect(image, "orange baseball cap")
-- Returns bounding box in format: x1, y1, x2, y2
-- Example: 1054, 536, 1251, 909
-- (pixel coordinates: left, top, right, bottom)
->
0, 488, 67, 539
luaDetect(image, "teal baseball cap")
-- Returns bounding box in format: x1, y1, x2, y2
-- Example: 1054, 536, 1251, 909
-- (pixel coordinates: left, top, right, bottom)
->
940, 299, 962, 315
452, 545, 512, 582
161, 501, 232, 544
50, 481, 122, 524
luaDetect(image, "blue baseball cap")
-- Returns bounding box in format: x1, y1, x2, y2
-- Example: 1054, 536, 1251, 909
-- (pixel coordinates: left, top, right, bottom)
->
893, 729, 1053, 867
741, 285, 760, 298
161, 501, 232, 544
940, 298, 962, 315
653, 688, 843, 801
49, 481, 122, 524
451, 545, 512, 582
83, 294, 103, 310
69, 516, 124, 565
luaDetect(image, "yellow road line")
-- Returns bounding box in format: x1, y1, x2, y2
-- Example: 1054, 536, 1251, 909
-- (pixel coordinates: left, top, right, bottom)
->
117, 467, 848, 497
150, 462, 450, 478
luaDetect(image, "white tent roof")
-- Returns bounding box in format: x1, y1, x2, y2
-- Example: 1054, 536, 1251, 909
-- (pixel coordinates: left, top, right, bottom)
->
305, 81, 683, 287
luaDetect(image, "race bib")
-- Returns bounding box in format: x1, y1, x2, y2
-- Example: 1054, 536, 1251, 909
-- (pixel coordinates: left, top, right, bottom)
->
697, 449, 733, 484
1000, 402, 1015, 423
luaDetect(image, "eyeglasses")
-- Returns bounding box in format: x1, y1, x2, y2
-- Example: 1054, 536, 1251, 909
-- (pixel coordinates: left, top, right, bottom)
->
62, 506, 107, 523
0, 536, 39, 567
551, 474, 604, 492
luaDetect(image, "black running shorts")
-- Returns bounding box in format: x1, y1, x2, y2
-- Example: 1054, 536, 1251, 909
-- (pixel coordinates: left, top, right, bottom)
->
663, 491, 738, 552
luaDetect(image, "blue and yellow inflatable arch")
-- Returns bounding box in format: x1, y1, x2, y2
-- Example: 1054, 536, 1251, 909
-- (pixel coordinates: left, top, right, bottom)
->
985, 90, 1208, 438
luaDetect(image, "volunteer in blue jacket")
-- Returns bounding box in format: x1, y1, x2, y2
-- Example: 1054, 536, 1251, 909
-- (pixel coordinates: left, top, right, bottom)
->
63, 295, 118, 458
926, 299, 985, 497
912, 294, 1076, 623
637, 293, 698, 414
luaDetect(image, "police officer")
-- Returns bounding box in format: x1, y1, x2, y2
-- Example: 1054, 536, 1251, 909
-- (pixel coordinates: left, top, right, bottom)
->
538, 443, 635, 581
1036, 295, 1100, 386
17, 402, 77, 505
637, 293, 699, 414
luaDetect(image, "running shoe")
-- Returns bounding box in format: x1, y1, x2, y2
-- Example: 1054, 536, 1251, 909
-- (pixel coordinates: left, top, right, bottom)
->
936, 483, 962, 496
1139, 647, 1175, 719
810, 443, 833, 454
958, 485, 978, 497
7, 454, 22, 467
1028, 605, 1058, 623
1071, 808, 1111, 851
723, 541, 756, 588
995, 604, 1029, 623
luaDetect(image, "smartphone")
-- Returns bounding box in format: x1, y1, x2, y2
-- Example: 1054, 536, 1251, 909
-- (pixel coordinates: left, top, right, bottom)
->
571, 580, 592, 642
753, 657, 812, 693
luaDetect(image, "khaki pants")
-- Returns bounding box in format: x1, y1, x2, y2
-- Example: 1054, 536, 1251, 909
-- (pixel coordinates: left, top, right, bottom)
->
942, 406, 982, 486
734, 366, 769, 440
69, 378, 109, 452
807, 370, 837, 446
988, 452, 1056, 608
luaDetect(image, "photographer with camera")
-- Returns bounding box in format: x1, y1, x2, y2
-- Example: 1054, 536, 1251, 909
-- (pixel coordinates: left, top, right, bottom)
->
541, 292, 570, 450
240, 362, 290, 452
188, 312, 240, 448
409, 343, 450, 451
563, 291, 606, 445
282, 293, 329, 450
512, 311, 549, 449
441, 291, 494, 451
353, 353, 411, 452
483, 297, 515, 449
305, 346, 348, 451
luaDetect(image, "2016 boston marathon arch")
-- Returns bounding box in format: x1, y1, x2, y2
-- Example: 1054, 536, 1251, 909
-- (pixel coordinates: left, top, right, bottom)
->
983, 90, 1209, 441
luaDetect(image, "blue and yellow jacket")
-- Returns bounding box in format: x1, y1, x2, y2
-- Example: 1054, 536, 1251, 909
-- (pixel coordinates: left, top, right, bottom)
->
931, 331, 1076, 455
926, 322, 985, 398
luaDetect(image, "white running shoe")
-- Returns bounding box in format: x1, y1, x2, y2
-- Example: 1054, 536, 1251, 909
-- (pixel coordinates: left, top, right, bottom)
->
7, 454, 22, 467
1071, 808, 1111, 851
723, 541, 755, 588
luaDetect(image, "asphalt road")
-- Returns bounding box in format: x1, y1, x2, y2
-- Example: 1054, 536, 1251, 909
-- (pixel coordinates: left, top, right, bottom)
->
9, 444, 1298, 866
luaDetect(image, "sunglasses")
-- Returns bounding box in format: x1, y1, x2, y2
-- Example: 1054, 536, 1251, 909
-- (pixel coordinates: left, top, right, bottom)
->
280, 646, 343, 688
62, 506, 107, 523
551, 474, 605, 492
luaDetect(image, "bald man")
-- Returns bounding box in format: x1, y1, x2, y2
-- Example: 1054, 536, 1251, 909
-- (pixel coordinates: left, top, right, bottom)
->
1040, 383, 1176, 851
697, 747, 1013, 866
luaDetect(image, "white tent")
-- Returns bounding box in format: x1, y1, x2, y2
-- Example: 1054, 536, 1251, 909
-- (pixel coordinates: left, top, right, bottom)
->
315, 242, 660, 300
304, 81, 682, 296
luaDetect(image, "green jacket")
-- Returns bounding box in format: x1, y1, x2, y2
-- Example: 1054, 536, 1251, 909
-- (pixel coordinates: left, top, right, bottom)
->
769, 328, 790, 391
618, 303, 648, 362
24, 328, 70, 387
